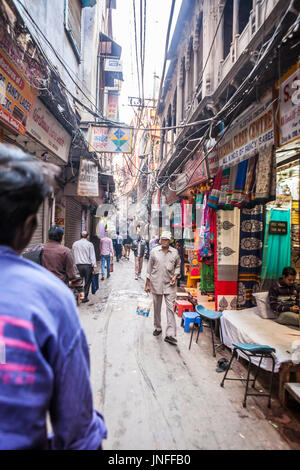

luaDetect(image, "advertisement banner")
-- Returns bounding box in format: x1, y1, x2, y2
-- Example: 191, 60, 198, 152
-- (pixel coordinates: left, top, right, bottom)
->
77, 159, 99, 197
106, 93, 118, 121
217, 102, 274, 168
0, 45, 37, 134
27, 99, 72, 163
278, 63, 300, 147
184, 149, 208, 188
90, 126, 132, 153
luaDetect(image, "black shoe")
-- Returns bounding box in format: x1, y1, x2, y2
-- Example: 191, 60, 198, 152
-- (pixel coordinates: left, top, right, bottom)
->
101, 276, 104, 281
82, 298, 90, 303
153, 329, 162, 336
164, 336, 177, 345
107, 274, 110, 278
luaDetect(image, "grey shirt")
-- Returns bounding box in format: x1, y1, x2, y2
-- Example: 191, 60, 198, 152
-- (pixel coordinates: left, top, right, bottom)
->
72, 238, 97, 268
147, 245, 181, 295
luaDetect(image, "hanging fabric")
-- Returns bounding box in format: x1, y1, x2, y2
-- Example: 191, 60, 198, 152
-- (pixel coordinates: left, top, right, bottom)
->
237, 205, 264, 309
218, 168, 230, 209
215, 208, 240, 311
254, 146, 276, 204
207, 170, 223, 210
230, 160, 249, 208
201, 262, 215, 294
225, 165, 238, 209
262, 208, 291, 285
242, 155, 258, 208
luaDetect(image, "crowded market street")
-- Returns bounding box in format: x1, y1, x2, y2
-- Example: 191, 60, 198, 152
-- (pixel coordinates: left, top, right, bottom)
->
79, 256, 297, 450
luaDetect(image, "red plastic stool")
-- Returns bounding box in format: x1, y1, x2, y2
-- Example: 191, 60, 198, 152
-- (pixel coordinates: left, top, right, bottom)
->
174, 300, 194, 318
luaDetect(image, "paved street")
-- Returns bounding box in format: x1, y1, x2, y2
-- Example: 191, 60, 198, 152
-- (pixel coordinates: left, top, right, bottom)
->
78, 256, 298, 451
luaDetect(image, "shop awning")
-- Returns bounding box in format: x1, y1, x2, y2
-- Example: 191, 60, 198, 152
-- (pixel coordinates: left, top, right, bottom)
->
99, 173, 115, 193
99, 33, 122, 58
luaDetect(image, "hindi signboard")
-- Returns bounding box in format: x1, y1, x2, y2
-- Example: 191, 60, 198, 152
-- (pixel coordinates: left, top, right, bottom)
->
90, 126, 132, 153
77, 159, 99, 197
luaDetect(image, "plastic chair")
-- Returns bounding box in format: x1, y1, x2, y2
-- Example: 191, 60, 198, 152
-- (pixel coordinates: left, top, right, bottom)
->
220, 342, 276, 408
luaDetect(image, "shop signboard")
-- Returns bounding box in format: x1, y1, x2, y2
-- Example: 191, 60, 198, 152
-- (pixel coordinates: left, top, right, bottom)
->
77, 159, 99, 197
0, 44, 37, 134
206, 145, 219, 177
27, 99, 72, 163
90, 126, 132, 153
269, 221, 288, 235
278, 63, 300, 147
217, 101, 274, 169
104, 58, 122, 73
106, 92, 118, 121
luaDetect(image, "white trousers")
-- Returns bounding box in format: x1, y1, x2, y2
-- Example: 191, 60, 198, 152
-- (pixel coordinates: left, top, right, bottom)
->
152, 293, 177, 337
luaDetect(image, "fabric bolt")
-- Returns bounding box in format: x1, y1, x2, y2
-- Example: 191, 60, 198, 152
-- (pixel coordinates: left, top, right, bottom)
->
263, 209, 291, 282
224, 165, 238, 208
215, 208, 240, 311
201, 262, 215, 294
218, 168, 230, 208
237, 205, 264, 309
230, 159, 249, 207
207, 170, 223, 210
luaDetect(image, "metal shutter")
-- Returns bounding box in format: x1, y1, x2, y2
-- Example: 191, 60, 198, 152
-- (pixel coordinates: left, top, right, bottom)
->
64, 197, 82, 249
27, 202, 44, 249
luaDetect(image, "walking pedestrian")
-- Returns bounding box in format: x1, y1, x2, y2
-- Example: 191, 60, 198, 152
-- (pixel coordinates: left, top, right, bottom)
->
149, 235, 159, 251
123, 234, 132, 259
42, 225, 84, 301
115, 231, 123, 262
100, 231, 114, 280
0, 144, 106, 449
132, 234, 148, 280
72, 231, 97, 303
145, 231, 181, 346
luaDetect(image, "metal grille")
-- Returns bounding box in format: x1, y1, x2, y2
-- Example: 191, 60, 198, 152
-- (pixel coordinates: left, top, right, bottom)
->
64, 197, 82, 249
27, 202, 44, 249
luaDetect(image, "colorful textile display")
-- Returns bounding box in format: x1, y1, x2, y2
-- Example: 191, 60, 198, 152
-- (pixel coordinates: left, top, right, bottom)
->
263, 208, 291, 282
200, 207, 215, 258
243, 155, 258, 208
230, 160, 249, 207
207, 170, 223, 209
225, 165, 238, 208
201, 262, 214, 294
215, 208, 240, 311
218, 168, 230, 208
254, 146, 276, 203
237, 205, 264, 309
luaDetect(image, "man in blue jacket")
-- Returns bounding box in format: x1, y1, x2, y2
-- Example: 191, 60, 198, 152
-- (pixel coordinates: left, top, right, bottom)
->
0, 144, 107, 450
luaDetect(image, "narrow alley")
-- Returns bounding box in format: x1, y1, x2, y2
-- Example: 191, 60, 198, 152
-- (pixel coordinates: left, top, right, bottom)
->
79, 257, 296, 451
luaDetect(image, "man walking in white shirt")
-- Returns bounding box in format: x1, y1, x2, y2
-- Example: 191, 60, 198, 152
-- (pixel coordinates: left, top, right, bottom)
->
72, 231, 97, 303
100, 231, 114, 280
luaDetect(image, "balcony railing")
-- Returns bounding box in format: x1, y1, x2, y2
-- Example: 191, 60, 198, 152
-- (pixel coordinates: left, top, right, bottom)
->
219, 0, 280, 84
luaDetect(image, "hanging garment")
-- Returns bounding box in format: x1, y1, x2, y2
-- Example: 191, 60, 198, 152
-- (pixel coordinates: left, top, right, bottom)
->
254, 146, 276, 204
200, 207, 215, 258
201, 262, 215, 294
207, 170, 223, 210
237, 205, 264, 309
262, 208, 291, 285
225, 165, 239, 209
242, 155, 258, 208
230, 160, 249, 208
215, 208, 240, 311
218, 168, 230, 209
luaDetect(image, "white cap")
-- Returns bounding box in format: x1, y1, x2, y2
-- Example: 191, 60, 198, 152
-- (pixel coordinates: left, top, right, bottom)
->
160, 231, 172, 240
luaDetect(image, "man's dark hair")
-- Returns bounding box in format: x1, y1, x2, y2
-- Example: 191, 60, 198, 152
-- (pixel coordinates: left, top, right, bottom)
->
0, 144, 58, 245
48, 225, 64, 243
282, 266, 296, 277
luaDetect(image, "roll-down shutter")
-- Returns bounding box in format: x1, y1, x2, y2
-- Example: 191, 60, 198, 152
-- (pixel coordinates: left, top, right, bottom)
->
27, 202, 45, 249
64, 197, 82, 249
